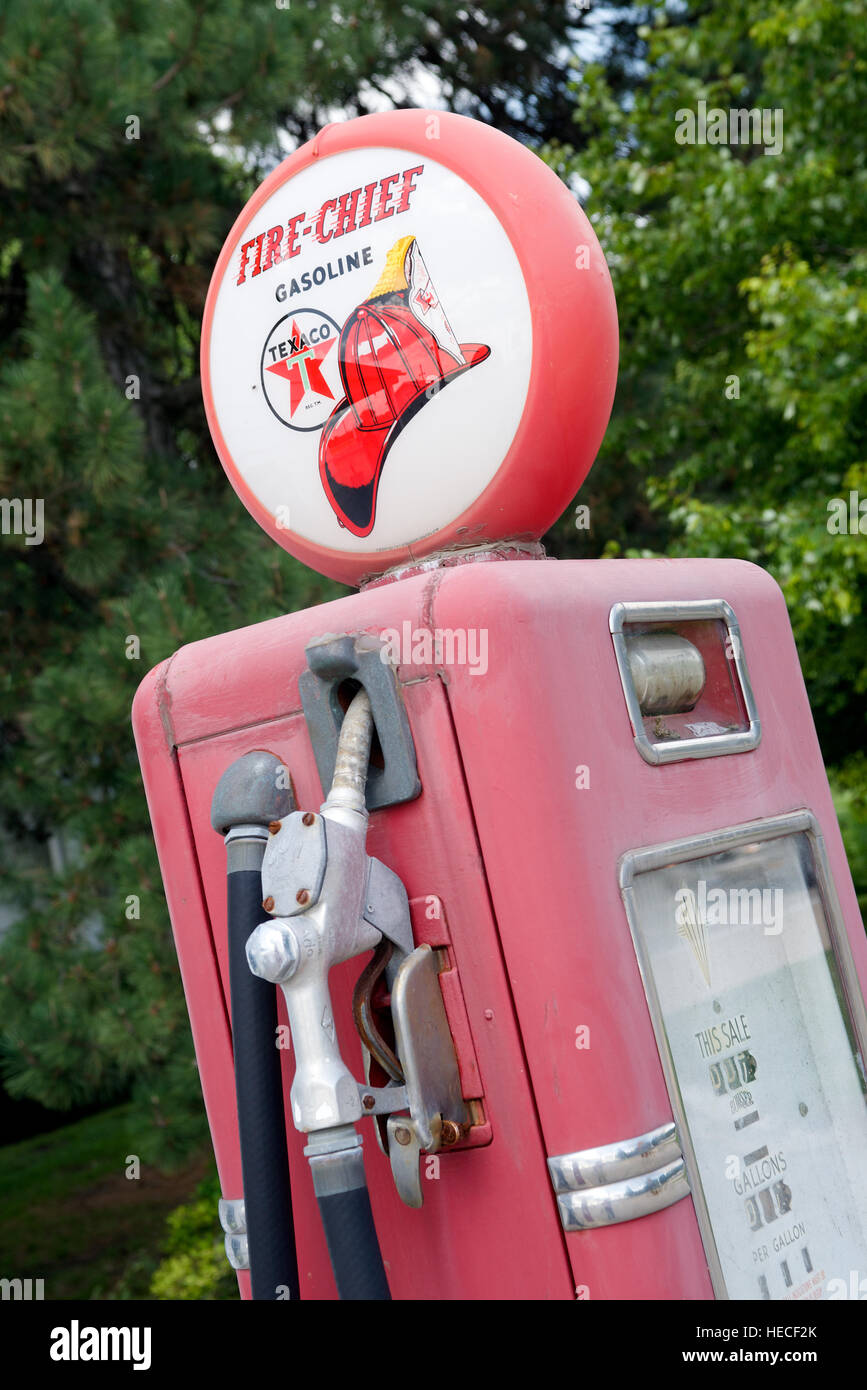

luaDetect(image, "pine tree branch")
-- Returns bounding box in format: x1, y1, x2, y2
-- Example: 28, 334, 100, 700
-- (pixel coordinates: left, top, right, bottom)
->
152, 3, 207, 93
200, 86, 249, 123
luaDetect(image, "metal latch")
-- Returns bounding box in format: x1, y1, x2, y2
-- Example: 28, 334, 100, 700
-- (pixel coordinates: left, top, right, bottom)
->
384, 944, 470, 1208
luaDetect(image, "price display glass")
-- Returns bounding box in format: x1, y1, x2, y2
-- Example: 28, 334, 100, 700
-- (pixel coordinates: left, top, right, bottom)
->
620, 813, 867, 1300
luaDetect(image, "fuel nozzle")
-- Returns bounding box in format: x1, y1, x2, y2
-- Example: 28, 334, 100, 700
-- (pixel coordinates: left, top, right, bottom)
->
246, 689, 412, 1133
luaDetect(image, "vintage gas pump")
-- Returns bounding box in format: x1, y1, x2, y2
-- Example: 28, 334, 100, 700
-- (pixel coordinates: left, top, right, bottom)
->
133, 109, 867, 1301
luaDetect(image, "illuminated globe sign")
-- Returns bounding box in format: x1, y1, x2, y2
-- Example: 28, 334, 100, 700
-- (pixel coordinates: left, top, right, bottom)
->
202, 109, 618, 584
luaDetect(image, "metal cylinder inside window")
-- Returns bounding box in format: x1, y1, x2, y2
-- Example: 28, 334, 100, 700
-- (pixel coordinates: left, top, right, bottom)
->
625, 633, 706, 716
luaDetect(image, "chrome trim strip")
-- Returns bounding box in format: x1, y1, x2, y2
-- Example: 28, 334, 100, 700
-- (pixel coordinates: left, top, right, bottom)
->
218, 1197, 246, 1235
224, 1232, 250, 1271
548, 1120, 681, 1192
556, 1158, 690, 1231
609, 599, 761, 765
219, 1198, 250, 1268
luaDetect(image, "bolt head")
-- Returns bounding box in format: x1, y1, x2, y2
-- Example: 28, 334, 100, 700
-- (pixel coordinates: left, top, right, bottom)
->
362, 1094, 376, 1111
302, 812, 315, 827
262, 896, 275, 913
296, 889, 310, 906
441, 1120, 462, 1146
246, 920, 301, 984
268, 821, 281, 835
393, 1125, 412, 1146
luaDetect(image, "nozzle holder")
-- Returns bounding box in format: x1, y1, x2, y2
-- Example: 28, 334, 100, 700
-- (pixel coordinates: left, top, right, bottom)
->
299, 633, 421, 812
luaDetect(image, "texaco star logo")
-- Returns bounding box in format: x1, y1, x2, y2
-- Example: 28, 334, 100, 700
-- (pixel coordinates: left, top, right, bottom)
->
260, 308, 342, 432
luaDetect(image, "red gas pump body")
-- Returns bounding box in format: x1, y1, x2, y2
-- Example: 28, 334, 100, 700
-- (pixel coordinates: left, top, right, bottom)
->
133, 551, 867, 1300
134, 105, 867, 1301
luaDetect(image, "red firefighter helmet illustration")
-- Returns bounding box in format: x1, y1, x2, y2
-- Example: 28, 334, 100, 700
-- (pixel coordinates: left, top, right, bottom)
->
319, 235, 490, 536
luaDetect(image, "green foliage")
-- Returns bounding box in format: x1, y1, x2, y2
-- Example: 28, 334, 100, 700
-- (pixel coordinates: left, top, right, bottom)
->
149, 1171, 237, 1300
0, 1102, 219, 1299
830, 754, 867, 917
544, 0, 867, 876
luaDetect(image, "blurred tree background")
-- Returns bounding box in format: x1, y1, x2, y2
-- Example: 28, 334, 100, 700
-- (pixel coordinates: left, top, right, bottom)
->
0, 0, 864, 1295
544, 0, 867, 902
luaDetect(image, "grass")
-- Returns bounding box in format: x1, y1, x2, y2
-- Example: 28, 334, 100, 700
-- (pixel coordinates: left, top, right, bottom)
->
0, 1104, 217, 1299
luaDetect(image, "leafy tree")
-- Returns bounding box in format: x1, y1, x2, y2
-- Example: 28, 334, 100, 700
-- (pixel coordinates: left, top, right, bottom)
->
0, 1, 643, 1160
545, 0, 867, 886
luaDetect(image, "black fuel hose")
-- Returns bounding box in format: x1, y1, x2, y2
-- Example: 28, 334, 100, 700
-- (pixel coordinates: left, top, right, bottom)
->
227, 861, 300, 1301
308, 1136, 391, 1301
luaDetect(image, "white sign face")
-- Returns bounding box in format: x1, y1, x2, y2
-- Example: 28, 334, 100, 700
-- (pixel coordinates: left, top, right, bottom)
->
626, 830, 867, 1300
206, 147, 532, 554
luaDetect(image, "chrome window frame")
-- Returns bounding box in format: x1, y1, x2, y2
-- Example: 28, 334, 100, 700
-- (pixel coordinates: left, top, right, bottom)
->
609, 598, 761, 765
618, 809, 867, 1300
